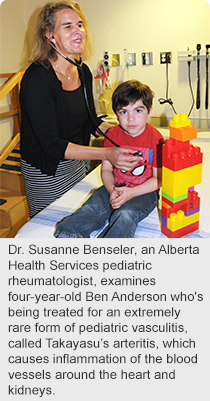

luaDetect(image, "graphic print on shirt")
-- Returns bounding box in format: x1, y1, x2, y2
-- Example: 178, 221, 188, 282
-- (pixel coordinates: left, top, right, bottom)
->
114, 146, 153, 187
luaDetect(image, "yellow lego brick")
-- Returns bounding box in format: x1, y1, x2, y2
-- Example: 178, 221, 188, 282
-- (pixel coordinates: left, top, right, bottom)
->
167, 210, 199, 231
170, 125, 197, 142
170, 113, 191, 128
162, 191, 188, 203
162, 164, 202, 199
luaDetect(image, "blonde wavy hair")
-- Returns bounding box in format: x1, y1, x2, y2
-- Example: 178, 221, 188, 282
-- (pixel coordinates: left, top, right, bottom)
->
29, 1, 94, 64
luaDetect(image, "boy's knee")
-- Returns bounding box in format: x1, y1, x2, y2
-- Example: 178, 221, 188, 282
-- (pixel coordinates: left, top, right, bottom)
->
114, 208, 132, 221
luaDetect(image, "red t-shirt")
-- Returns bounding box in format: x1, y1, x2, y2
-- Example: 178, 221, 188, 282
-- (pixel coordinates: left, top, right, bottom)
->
103, 123, 164, 187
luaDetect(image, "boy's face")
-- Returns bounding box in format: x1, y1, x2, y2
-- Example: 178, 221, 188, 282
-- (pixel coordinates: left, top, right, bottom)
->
116, 99, 152, 137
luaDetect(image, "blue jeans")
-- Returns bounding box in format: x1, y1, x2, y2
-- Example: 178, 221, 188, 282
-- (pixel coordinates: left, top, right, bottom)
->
54, 185, 159, 238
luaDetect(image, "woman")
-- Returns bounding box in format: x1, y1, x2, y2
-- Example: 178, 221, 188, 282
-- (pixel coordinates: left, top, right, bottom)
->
20, 1, 141, 217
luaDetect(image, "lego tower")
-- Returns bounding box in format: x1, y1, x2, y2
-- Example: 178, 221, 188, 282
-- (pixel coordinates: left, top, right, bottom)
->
161, 113, 203, 238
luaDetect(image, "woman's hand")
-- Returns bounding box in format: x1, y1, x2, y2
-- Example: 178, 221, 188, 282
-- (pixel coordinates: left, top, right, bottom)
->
64, 142, 142, 172
106, 147, 143, 171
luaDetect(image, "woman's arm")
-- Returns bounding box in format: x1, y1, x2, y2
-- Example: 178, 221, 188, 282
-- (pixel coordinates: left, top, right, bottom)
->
94, 121, 113, 137
64, 142, 143, 171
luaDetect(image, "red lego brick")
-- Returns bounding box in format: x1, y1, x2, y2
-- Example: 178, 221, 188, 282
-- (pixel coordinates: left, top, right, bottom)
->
162, 200, 182, 218
181, 191, 200, 213
162, 140, 203, 171
162, 200, 171, 218
161, 221, 199, 238
162, 196, 187, 209
163, 138, 190, 159
184, 207, 200, 217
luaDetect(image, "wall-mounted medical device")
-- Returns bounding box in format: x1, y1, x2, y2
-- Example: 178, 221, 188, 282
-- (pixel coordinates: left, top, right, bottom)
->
178, 45, 210, 110
177, 49, 209, 61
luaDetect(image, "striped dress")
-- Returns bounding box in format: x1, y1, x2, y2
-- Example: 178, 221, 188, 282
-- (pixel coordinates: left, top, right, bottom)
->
21, 86, 88, 218
21, 158, 86, 218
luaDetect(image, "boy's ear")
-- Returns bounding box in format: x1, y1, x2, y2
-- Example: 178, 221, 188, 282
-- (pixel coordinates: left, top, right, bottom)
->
115, 110, 120, 122
148, 106, 152, 118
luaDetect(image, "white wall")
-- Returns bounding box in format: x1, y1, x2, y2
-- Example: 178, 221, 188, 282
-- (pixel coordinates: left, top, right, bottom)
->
0, 0, 26, 72
0, 0, 210, 148
0, 0, 24, 149
78, 0, 210, 129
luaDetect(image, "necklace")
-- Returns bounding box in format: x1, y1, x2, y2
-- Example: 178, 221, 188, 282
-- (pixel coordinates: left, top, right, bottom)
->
54, 69, 71, 80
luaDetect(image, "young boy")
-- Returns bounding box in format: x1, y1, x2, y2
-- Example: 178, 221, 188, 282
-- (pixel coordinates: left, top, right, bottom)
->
54, 80, 164, 238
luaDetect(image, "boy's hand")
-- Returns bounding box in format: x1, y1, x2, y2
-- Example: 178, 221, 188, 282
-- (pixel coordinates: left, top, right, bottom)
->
110, 186, 133, 209
109, 188, 121, 206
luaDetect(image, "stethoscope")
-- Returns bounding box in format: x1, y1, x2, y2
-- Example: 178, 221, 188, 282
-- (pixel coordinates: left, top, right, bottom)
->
48, 39, 149, 163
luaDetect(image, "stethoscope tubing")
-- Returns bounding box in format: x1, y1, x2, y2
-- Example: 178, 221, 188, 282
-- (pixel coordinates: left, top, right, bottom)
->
49, 40, 151, 164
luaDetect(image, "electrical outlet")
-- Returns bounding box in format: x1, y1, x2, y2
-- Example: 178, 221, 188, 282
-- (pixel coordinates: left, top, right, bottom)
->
112, 54, 120, 66
127, 53, 136, 66
160, 52, 172, 64
142, 52, 153, 65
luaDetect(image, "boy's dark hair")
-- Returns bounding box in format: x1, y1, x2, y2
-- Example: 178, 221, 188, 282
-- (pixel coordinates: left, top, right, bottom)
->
112, 80, 154, 114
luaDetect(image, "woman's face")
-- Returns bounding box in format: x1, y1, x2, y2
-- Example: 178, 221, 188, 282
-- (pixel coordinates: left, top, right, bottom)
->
51, 8, 86, 58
